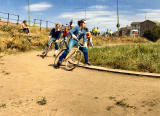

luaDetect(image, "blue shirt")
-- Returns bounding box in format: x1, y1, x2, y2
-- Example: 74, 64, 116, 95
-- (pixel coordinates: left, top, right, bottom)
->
69, 26, 87, 43
49, 28, 62, 40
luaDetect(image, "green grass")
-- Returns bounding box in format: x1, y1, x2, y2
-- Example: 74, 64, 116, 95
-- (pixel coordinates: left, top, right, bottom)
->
88, 43, 160, 73
0, 104, 6, 108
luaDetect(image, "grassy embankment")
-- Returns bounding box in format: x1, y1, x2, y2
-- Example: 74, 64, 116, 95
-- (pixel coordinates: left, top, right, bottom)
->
0, 25, 49, 56
88, 43, 160, 73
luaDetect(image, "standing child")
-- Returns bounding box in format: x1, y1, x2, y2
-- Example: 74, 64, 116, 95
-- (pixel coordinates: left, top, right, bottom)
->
85, 28, 93, 48
61, 26, 69, 48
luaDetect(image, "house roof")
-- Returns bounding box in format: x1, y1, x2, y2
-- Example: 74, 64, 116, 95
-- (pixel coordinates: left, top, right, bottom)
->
131, 22, 142, 25
140, 20, 160, 25
131, 20, 160, 26
120, 26, 131, 30
150, 20, 160, 25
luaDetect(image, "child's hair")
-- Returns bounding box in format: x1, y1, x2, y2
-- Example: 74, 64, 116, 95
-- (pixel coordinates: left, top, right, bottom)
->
78, 19, 86, 26
23, 20, 27, 24
55, 23, 60, 27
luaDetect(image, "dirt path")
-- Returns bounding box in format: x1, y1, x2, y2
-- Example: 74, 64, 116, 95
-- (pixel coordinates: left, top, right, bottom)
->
0, 51, 160, 116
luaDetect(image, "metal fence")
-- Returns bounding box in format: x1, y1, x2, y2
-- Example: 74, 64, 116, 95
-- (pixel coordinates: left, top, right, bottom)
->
33, 19, 55, 31
0, 11, 20, 25
0, 11, 56, 31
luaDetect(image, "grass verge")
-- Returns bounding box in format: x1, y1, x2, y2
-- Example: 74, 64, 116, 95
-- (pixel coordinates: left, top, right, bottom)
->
88, 43, 160, 73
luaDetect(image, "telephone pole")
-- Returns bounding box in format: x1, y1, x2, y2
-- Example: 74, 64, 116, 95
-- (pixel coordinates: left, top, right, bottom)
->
28, 0, 31, 26
116, 0, 120, 35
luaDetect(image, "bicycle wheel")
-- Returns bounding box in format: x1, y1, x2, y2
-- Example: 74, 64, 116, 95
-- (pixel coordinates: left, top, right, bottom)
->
65, 50, 82, 71
54, 49, 65, 67
59, 41, 66, 50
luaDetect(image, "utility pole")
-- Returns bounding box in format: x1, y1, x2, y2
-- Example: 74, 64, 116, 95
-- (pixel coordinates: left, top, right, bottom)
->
116, 0, 120, 35
84, 0, 86, 20
85, 8, 86, 20
145, 14, 147, 20
76, 8, 87, 20
28, 0, 31, 26
75, 0, 87, 20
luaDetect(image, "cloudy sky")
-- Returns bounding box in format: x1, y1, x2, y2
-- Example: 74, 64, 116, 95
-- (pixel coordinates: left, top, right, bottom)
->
0, 0, 160, 32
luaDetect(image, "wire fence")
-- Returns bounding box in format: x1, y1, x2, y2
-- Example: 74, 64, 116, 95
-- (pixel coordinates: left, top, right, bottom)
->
0, 11, 56, 31
0, 11, 20, 25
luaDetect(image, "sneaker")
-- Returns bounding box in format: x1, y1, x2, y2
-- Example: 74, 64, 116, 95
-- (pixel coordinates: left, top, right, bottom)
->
42, 51, 45, 55
41, 54, 46, 59
85, 62, 91, 66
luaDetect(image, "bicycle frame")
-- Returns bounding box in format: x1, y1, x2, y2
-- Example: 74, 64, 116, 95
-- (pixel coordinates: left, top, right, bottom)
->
64, 40, 83, 61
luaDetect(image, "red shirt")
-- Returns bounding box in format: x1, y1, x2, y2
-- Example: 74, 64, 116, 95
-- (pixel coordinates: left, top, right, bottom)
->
86, 32, 92, 38
63, 30, 68, 37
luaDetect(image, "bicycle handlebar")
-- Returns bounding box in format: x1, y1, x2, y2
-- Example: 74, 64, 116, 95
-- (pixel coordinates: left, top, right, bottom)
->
73, 38, 85, 48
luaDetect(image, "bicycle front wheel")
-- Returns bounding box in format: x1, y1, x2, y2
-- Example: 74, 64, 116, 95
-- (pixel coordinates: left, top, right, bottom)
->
54, 49, 65, 67
65, 50, 82, 71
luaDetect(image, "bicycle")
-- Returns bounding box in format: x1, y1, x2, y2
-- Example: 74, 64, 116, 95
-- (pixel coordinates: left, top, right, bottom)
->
59, 38, 67, 50
59, 34, 71, 50
42, 39, 63, 58
54, 40, 83, 71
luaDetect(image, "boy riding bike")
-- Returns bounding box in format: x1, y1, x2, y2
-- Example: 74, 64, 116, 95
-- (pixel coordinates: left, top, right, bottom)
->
42, 23, 62, 58
55, 19, 91, 68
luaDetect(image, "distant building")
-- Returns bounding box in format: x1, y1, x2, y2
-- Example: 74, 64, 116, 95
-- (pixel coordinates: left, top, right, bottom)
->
130, 20, 160, 37
112, 20, 160, 37
130, 22, 142, 36
119, 26, 131, 36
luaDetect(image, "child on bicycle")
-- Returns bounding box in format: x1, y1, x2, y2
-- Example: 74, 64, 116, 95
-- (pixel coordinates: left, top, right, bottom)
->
42, 23, 62, 58
55, 19, 91, 68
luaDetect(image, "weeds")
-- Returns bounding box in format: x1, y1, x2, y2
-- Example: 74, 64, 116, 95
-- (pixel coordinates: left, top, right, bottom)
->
0, 104, 6, 108
92, 36, 149, 46
37, 97, 47, 105
88, 43, 160, 73
115, 99, 136, 109
0, 25, 49, 53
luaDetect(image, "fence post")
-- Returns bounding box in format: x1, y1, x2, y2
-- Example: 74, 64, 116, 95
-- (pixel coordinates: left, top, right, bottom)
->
34, 19, 36, 25
46, 21, 48, 31
17, 15, 20, 25
7, 13, 9, 25
40, 20, 42, 31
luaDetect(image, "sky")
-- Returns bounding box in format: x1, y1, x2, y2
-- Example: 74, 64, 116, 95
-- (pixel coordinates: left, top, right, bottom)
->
0, 0, 160, 32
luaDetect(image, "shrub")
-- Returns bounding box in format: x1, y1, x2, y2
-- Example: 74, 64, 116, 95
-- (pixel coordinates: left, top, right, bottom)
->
143, 26, 160, 42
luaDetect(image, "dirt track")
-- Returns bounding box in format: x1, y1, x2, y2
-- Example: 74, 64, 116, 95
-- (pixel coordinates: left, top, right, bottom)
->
0, 51, 160, 116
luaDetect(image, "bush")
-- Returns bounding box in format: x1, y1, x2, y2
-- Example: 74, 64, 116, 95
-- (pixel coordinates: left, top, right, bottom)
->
143, 26, 160, 42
